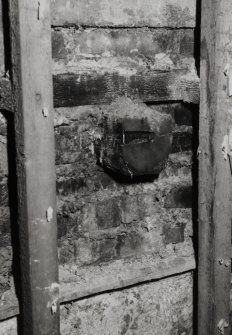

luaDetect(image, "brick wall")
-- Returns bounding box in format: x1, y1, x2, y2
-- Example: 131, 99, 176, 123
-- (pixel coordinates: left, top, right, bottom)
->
0, 1, 198, 333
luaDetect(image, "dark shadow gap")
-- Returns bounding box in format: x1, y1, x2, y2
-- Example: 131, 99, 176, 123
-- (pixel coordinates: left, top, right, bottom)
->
192, 0, 201, 333
1, 110, 22, 334
191, 102, 199, 335
194, 0, 201, 76
1, 0, 22, 331
1, 0, 11, 75
96, 163, 157, 185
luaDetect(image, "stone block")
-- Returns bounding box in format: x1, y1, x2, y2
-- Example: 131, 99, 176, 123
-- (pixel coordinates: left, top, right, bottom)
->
0, 140, 8, 176
97, 198, 121, 229
0, 207, 11, 247
55, 126, 81, 165
0, 246, 12, 294
57, 177, 86, 196
116, 231, 144, 258
163, 223, 186, 244
164, 185, 192, 208
174, 104, 193, 126
0, 112, 7, 137
172, 131, 192, 153
0, 181, 8, 206
79, 203, 98, 232
120, 195, 140, 224
74, 236, 118, 266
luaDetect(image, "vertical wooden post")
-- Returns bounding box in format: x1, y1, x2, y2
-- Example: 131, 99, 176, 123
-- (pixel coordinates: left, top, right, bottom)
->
199, 1, 232, 334
9, 0, 60, 334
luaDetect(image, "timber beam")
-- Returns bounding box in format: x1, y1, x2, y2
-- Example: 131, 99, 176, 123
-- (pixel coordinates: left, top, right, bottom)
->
9, 0, 60, 334
198, 1, 232, 334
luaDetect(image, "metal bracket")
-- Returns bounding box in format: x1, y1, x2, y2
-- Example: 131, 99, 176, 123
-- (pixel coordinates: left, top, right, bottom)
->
218, 258, 231, 267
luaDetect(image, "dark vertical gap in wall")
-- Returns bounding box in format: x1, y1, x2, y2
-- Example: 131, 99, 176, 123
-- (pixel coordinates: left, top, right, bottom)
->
194, 0, 202, 76
2, 110, 22, 334
1, 1, 22, 332
1, 0, 12, 75
193, 0, 201, 333
191, 103, 199, 335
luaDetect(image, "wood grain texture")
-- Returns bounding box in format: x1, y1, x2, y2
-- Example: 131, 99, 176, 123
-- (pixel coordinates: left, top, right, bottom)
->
0, 254, 195, 321
198, 1, 232, 334
59, 255, 195, 304
1, 26, 198, 113
53, 70, 199, 107
0, 73, 199, 112
51, 0, 196, 28
51, 27, 199, 106
9, 0, 59, 334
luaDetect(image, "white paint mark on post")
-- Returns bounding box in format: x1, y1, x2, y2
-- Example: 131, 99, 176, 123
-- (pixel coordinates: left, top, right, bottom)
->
222, 129, 232, 160
42, 107, 49, 117
46, 206, 53, 222
228, 129, 232, 156
221, 135, 229, 160
218, 319, 229, 334
51, 301, 58, 314
50, 282, 60, 291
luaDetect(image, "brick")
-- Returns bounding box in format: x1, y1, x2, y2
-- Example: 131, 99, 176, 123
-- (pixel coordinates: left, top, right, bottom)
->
174, 104, 193, 126
94, 170, 115, 190
164, 185, 192, 208
0, 246, 12, 294
0, 141, 8, 176
57, 177, 86, 196
137, 194, 157, 217
71, 226, 162, 266
0, 113, 7, 137
0, 275, 10, 295
0, 207, 11, 247
55, 127, 81, 165
117, 231, 144, 258
59, 240, 76, 264
163, 223, 186, 244
97, 199, 121, 229
172, 131, 192, 153
52, 31, 67, 60
79, 203, 98, 232
95, 238, 118, 263
74, 237, 117, 266
120, 195, 140, 224
180, 33, 194, 57
0, 181, 8, 206
174, 103, 198, 126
